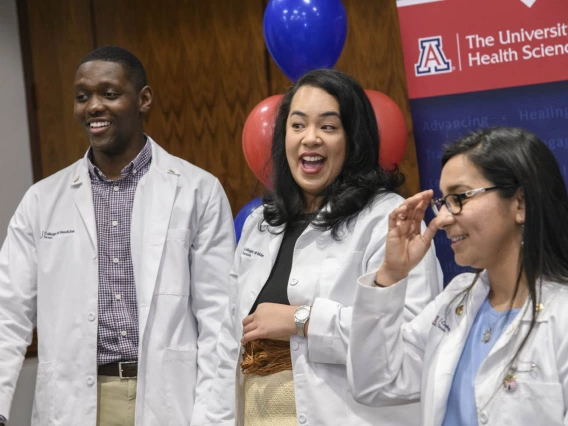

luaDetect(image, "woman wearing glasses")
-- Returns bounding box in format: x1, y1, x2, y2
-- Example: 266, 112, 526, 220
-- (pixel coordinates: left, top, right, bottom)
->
347, 127, 568, 425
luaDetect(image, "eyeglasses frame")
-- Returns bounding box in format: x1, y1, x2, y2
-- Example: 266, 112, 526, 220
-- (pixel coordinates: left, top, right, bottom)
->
430, 186, 499, 216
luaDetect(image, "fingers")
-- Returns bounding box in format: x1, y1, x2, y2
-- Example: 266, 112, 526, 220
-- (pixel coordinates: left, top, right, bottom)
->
242, 314, 254, 327
422, 215, 440, 244
242, 315, 258, 344
403, 190, 434, 210
392, 191, 433, 217
389, 205, 408, 230
389, 190, 433, 234
241, 329, 260, 345
241, 317, 259, 344
243, 322, 256, 335
410, 199, 429, 230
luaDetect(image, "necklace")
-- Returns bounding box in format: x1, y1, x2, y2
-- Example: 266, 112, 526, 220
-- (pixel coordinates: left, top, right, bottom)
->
481, 327, 493, 343
481, 303, 509, 343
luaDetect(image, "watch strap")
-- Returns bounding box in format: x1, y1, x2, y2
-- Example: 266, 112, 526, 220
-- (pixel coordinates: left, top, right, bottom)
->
294, 305, 310, 337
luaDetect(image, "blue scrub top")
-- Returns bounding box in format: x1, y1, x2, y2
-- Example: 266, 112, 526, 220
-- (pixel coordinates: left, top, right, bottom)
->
442, 297, 520, 426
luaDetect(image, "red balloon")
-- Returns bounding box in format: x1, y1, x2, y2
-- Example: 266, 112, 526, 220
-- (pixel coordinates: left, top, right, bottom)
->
242, 95, 283, 188
364, 90, 408, 170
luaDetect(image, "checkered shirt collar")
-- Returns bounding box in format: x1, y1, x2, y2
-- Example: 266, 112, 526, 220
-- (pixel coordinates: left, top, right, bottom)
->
86, 136, 152, 181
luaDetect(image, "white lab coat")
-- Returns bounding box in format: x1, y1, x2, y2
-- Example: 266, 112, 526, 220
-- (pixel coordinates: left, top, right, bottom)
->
0, 138, 236, 426
208, 193, 443, 426
348, 270, 568, 426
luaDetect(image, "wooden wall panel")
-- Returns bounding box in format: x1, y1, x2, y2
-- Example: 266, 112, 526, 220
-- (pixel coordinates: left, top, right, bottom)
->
21, 0, 95, 358
24, 0, 95, 179
268, 0, 420, 197
91, 0, 268, 212
23, 0, 419, 209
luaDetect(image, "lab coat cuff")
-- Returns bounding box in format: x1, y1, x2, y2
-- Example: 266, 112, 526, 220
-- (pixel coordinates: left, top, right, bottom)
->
0, 399, 9, 423
357, 271, 408, 315
308, 298, 347, 364
0, 391, 11, 423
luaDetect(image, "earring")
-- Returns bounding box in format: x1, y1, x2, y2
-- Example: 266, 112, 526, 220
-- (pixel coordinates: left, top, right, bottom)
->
521, 224, 525, 247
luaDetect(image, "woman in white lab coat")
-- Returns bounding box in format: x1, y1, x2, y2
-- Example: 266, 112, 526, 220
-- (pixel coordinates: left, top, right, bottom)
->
348, 127, 568, 425
208, 69, 442, 426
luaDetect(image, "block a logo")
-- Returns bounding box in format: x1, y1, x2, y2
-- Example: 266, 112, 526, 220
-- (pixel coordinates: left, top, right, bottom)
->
415, 36, 452, 76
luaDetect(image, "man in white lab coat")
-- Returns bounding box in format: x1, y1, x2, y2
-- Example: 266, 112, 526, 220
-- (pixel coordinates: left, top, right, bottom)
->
0, 46, 235, 426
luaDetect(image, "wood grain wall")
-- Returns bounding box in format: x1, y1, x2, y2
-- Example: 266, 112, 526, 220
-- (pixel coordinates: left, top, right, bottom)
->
19, 0, 417, 356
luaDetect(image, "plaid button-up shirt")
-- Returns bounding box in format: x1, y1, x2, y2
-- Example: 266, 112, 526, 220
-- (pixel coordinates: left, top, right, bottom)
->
87, 140, 152, 366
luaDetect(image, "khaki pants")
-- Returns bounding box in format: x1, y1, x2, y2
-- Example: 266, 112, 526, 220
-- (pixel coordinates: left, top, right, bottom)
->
97, 375, 137, 426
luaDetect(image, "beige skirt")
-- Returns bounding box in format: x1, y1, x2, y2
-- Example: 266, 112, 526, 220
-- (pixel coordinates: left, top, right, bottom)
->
243, 370, 297, 425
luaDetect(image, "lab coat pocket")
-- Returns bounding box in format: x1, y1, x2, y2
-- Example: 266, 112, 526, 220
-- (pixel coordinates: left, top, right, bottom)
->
31, 361, 55, 425
497, 381, 564, 425
164, 348, 197, 426
165, 228, 191, 249
155, 229, 191, 296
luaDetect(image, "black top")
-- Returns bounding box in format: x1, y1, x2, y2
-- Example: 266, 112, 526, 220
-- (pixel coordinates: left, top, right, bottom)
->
249, 216, 312, 314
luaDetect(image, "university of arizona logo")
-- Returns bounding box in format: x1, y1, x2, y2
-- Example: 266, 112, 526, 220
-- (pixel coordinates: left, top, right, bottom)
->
415, 36, 452, 76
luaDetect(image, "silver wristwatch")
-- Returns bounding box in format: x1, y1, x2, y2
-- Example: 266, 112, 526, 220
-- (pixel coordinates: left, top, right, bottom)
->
294, 305, 311, 337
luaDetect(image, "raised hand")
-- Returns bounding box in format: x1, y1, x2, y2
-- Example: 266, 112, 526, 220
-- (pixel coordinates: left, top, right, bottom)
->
375, 190, 439, 287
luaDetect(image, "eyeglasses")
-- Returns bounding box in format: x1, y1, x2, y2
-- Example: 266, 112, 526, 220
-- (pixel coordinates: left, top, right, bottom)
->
430, 186, 499, 216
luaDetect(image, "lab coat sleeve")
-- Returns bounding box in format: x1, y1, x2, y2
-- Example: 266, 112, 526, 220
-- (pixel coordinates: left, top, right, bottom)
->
203, 255, 240, 426
554, 302, 568, 424
0, 190, 38, 420
347, 273, 444, 406
205, 209, 264, 425
189, 179, 236, 426
307, 213, 442, 366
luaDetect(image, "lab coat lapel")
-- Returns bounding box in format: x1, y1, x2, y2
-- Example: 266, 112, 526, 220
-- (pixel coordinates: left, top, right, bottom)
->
477, 272, 533, 360
432, 277, 490, 425
244, 228, 283, 317
131, 140, 179, 339
268, 226, 285, 268
475, 284, 547, 410
72, 162, 97, 251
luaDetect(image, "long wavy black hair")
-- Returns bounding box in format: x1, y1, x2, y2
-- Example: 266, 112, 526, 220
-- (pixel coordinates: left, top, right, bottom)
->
262, 69, 404, 239
444, 127, 568, 369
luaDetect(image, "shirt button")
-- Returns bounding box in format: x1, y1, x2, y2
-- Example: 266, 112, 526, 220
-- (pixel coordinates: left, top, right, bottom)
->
113, 185, 119, 192
298, 414, 307, 424
115, 294, 121, 300
290, 278, 298, 286
112, 220, 118, 227
479, 411, 488, 424
86, 376, 95, 386
121, 331, 127, 337
113, 257, 119, 264
291, 341, 299, 351
88, 313, 96, 322
132, 169, 137, 175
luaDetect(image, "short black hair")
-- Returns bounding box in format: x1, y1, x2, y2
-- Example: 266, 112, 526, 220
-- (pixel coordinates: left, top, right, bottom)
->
77, 45, 147, 91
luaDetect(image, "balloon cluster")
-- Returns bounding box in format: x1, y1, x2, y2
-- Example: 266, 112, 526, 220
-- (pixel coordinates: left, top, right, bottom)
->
236, 0, 408, 241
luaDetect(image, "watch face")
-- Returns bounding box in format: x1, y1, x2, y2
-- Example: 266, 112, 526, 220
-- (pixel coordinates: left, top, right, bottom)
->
295, 308, 309, 321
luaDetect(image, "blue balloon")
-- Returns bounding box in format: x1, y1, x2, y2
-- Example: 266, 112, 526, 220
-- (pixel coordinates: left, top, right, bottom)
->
234, 197, 263, 244
264, 0, 347, 82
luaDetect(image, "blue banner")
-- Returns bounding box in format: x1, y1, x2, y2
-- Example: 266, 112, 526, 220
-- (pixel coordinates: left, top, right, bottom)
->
412, 79, 568, 284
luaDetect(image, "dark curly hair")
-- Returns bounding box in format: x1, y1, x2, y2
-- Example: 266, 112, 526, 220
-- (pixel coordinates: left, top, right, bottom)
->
262, 68, 404, 239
